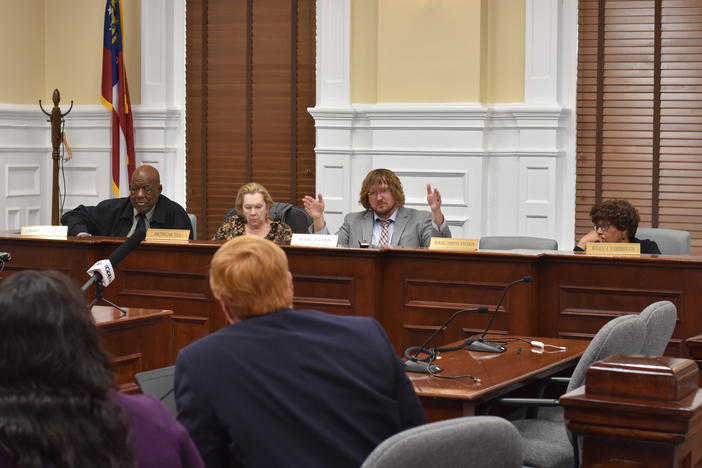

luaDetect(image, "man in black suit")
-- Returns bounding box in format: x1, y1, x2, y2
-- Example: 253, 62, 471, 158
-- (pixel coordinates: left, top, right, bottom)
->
60, 165, 192, 238
174, 236, 425, 468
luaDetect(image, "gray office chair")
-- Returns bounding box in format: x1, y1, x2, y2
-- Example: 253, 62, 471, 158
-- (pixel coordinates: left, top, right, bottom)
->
636, 228, 690, 255
187, 213, 197, 240
479, 236, 558, 251
638, 300, 677, 356
135, 365, 177, 418
502, 314, 646, 468
361, 416, 523, 468
224, 202, 312, 233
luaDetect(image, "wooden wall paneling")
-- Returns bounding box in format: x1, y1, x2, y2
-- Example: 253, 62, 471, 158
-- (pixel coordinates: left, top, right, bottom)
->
381, 250, 540, 354
251, 0, 293, 200
295, 0, 316, 202
185, 0, 207, 240
7, 235, 702, 360
576, 0, 702, 254
575, 0, 601, 238
539, 253, 696, 354
206, 1, 250, 235
285, 246, 382, 318
186, 0, 317, 239
658, 1, 702, 251
0, 238, 99, 284
599, 1, 656, 222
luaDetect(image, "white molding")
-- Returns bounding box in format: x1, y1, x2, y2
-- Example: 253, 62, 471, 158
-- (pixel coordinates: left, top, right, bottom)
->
141, 0, 168, 107
315, 0, 351, 106
5, 164, 41, 198
0, 104, 183, 229
310, 103, 570, 243
140, 0, 186, 204
0, 4, 185, 229
525, 0, 560, 104
557, 0, 579, 250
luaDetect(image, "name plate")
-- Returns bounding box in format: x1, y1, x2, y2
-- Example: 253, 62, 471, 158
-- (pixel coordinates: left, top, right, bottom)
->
290, 233, 338, 247
145, 228, 190, 242
586, 242, 641, 255
20, 225, 68, 238
428, 238, 478, 251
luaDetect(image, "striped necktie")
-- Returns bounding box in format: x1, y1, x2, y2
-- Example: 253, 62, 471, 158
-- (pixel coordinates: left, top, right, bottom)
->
378, 219, 392, 247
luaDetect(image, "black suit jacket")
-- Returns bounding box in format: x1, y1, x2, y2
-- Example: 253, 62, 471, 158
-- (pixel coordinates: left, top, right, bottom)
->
175, 308, 426, 468
61, 195, 193, 238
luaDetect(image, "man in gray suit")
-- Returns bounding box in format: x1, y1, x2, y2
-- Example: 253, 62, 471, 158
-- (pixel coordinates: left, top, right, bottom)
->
302, 168, 451, 248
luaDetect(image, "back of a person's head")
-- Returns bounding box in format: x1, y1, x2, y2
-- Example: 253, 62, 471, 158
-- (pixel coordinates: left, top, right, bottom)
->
210, 236, 293, 319
0, 270, 134, 468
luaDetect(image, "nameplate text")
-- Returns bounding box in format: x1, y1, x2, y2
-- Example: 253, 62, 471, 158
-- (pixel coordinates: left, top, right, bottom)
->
429, 238, 478, 251
290, 233, 338, 247
21, 225, 68, 238
586, 242, 641, 255
145, 229, 190, 242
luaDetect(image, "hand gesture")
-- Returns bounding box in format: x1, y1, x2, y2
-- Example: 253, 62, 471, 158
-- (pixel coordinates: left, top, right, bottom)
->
302, 194, 325, 220
426, 184, 445, 226
576, 230, 600, 250
426, 184, 442, 212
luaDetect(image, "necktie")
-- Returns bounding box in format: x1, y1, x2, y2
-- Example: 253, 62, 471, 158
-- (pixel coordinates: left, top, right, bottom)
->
378, 219, 392, 247
136, 213, 147, 234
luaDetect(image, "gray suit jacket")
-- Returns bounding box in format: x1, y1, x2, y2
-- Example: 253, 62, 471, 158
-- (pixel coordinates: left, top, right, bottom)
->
335, 206, 451, 247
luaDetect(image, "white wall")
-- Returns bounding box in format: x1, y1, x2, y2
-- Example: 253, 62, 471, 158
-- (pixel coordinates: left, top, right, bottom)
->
311, 0, 578, 249
0, 0, 185, 230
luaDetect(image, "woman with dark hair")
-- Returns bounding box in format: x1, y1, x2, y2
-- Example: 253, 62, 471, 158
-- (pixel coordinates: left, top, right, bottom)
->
0, 270, 204, 468
575, 199, 661, 254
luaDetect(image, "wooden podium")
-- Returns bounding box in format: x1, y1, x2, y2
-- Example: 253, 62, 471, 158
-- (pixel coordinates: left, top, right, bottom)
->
93, 306, 173, 393
561, 355, 702, 467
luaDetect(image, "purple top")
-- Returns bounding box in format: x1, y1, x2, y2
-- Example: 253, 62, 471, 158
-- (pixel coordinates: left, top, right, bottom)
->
0, 392, 204, 468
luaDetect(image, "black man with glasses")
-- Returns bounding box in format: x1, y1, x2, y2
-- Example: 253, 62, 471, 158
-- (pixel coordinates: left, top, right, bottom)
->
61, 165, 193, 238
574, 199, 660, 254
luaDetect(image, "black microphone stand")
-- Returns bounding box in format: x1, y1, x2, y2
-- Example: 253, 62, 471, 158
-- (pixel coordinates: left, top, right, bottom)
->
465, 276, 533, 353
84, 275, 127, 315
405, 306, 488, 374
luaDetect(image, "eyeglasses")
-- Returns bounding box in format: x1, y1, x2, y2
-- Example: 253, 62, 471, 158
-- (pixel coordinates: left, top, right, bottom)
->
593, 223, 611, 232
129, 185, 155, 195
367, 187, 391, 198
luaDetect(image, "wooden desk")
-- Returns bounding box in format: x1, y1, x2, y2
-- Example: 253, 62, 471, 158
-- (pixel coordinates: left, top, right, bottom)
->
408, 337, 588, 422
2, 234, 698, 358
93, 305, 173, 393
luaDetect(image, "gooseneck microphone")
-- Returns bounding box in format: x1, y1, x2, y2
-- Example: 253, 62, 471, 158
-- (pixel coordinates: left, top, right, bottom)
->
465, 276, 533, 353
405, 306, 489, 374
81, 228, 147, 292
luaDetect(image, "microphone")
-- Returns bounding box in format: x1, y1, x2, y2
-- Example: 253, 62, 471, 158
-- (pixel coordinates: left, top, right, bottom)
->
405, 306, 489, 374
81, 228, 147, 292
465, 276, 533, 353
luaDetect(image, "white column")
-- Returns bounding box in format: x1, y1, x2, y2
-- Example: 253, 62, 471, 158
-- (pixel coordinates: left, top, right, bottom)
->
315, 0, 351, 107
524, 0, 560, 104
138, 0, 186, 206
